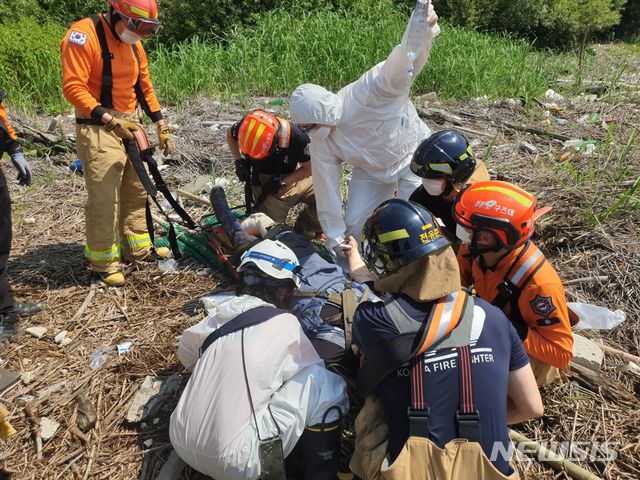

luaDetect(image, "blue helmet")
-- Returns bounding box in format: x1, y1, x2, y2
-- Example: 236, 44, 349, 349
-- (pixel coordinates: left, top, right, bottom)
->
361, 199, 450, 275
410, 130, 477, 184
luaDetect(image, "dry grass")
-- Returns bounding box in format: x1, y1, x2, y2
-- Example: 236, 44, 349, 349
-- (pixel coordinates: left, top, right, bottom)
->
1, 93, 639, 479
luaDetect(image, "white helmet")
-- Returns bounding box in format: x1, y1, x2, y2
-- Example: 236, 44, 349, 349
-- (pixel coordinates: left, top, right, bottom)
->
237, 239, 301, 288
289, 83, 342, 126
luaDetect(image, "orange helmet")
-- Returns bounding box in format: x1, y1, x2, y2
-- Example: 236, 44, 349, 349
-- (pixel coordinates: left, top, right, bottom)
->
109, 0, 160, 36
237, 110, 291, 160
453, 180, 551, 248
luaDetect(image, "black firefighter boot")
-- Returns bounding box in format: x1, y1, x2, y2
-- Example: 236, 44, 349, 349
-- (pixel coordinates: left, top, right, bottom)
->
294, 409, 343, 480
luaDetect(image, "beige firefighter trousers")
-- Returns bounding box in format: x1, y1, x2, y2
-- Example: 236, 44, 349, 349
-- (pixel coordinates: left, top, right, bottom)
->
529, 357, 566, 386
253, 173, 321, 236
76, 110, 151, 273
351, 396, 519, 480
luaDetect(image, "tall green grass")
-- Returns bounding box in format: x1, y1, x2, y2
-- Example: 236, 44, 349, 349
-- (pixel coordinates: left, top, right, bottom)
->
0, 1, 562, 113
0, 18, 67, 113
152, 3, 561, 105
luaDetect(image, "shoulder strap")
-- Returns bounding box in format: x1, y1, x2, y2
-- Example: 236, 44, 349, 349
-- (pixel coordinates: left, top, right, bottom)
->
130, 44, 156, 119
493, 243, 547, 322
91, 15, 113, 108
357, 292, 469, 396
199, 306, 285, 356
408, 344, 479, 442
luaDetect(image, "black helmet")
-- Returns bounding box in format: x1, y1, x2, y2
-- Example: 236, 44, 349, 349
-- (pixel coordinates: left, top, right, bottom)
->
410, 130, 476, 184
361, 199, 450, 275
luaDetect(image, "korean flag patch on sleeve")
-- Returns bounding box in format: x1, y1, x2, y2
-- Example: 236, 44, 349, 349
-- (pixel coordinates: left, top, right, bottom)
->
69, 30, 88, 47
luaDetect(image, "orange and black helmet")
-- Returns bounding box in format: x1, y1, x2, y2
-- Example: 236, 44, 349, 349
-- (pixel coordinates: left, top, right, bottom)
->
237, 110, 291, 160
453, 180, 551, 249
109, 0, 160, 36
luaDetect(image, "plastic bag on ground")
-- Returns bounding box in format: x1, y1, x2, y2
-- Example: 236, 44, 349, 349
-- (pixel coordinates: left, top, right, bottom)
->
569, 302, 626, 330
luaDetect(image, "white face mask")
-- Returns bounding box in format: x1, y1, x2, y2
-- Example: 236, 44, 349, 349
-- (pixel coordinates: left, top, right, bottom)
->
119, 27, 141, 45
421, 178, 446, 196
456, 224, 474, 245
308, 126, 331, 141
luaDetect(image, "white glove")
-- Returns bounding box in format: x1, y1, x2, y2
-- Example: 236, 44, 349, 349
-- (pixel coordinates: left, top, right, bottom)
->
333, 240, 353, 259
241, 213, 275, 238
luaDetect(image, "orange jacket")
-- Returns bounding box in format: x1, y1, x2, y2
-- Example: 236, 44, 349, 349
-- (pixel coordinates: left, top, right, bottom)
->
0, 104, 18, 142
458, 242, 573, 368
60, 15, 162, 121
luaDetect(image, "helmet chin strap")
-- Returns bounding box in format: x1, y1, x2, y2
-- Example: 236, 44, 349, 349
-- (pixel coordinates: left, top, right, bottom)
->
468, 232, 502, 258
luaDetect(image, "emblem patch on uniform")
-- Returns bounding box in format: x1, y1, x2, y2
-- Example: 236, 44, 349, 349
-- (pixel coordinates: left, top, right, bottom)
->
530, 295, 556, 318
69, 30, 88, 47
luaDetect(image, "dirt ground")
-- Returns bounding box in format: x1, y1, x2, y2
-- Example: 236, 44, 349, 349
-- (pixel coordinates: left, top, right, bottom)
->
1, 59, 639, 479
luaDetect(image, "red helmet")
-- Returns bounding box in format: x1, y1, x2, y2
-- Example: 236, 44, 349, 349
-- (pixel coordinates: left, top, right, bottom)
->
453, 180, 551, 248
237, 110, 290, 160
109, 0, 160, 36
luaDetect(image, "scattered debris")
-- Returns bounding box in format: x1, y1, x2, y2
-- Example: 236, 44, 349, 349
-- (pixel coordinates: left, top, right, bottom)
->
25, 327, 47, 339
54, 330, 68, 344
619, 362, 640, 376
519, 142, 539, 154
75, 392, 97, 433
0, 368, 20, 392
571, 334, 604, 372
544, 88, 564, 102
117, 341, 134, 356
37, 380, 68, 399
40, 417, 60, 441
88, 346, 111, 369
143, 439, 153, 448
24, 217, 36, 224
21, 372, 34, 385
24, 403, 43, 459
0, 406, 16, 441
126, 375, 182, 423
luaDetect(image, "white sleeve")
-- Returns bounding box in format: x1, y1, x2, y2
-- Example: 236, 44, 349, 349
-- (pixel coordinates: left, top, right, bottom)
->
374, 12, 438, 98
310, 141, 346, 249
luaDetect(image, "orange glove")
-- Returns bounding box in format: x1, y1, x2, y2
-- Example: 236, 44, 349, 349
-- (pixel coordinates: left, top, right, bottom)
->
157, 122, 173, 154
104, 117, 138, 140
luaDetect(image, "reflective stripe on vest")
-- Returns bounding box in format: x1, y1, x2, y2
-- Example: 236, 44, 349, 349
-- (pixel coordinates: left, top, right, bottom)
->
416, 291, 468, 355
277, 118, 291, 149
507, 244, 545, 289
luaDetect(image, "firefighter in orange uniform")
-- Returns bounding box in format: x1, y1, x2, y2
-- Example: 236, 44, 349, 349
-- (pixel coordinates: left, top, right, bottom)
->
227, 110, 321, 238
452, 180, 574, 385
61, 0, 171, 287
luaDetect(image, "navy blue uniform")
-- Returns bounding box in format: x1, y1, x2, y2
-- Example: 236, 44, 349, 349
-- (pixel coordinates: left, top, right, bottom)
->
353, 294, 529, 475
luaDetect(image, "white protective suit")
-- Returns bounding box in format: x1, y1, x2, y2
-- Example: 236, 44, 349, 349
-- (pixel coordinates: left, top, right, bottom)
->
169, 295, 348, 480
289, 11, 440, 249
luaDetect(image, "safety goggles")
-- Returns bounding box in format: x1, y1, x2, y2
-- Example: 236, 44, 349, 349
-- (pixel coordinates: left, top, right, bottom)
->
119, 12, 161, 37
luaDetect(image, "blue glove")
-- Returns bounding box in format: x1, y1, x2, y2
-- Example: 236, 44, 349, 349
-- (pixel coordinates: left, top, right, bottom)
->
10, 150, 32, 186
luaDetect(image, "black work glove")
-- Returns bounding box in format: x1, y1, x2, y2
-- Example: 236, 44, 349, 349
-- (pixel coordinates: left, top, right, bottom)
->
262, 179, 285, 196
510, 317, 529, 341
235, 157, 251, 183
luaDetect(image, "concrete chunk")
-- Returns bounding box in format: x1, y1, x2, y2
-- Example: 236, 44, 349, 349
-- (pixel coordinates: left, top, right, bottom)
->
26, 327, 47, 339
40, 417, 60, 441
572, 334, 604, 371
126, 375, 181, 423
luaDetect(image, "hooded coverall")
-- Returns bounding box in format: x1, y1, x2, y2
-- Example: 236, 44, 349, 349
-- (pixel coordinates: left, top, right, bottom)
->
61, 14, 164, 273
289, 17, 440, 249
170, 295, 348, 480
457, 242, 574, 383
0, 104, 20, 313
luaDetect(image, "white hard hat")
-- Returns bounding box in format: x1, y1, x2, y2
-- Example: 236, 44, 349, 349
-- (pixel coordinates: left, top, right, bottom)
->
289, 83, 342, 126
237, 239, 301, 287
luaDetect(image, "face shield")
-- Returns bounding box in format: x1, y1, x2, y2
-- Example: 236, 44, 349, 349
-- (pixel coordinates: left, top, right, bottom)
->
289, 84, 342, 127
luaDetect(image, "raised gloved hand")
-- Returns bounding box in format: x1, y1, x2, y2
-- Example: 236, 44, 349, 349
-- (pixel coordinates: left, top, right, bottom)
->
10, 150, 32, 186
261, 178, 285, 196
157, 122, 173, 154
104, 117, 138, 140
241, 213, 275, 238
235, 157, 252, 183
